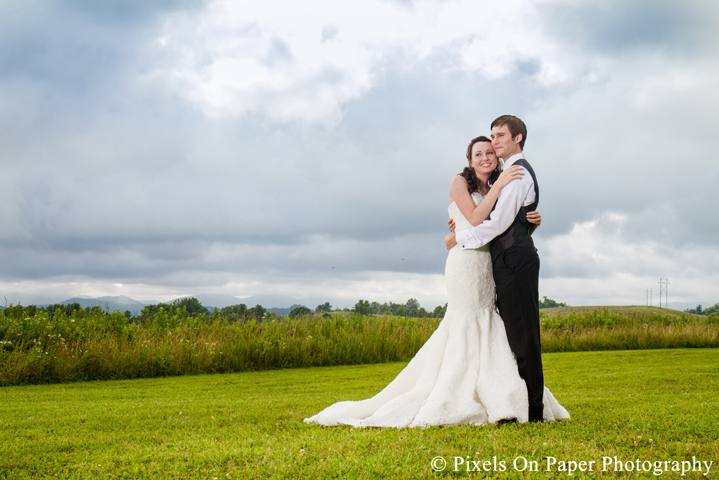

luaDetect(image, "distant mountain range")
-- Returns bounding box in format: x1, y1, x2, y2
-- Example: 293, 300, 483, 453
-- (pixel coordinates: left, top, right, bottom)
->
56, 295, 147, 314
44, 294, 323, 315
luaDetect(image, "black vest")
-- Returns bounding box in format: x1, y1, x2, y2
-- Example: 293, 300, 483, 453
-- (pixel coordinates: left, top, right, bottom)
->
489, 158, 539, 261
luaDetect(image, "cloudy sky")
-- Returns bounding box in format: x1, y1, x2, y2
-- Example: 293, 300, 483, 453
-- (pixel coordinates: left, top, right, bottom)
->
1, 0, 718, 310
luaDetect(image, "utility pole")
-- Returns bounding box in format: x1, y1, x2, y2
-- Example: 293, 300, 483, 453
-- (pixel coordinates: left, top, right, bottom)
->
646, 288, 652, 306
658, 278, 669, 308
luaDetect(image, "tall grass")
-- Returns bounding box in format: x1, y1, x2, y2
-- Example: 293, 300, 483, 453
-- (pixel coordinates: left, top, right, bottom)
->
0, 306, 438, 386
1, 305, 717, 386
540, 308, 719, 352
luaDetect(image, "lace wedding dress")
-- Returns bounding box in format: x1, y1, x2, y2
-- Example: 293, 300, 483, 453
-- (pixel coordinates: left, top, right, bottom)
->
304, 193, 569, 427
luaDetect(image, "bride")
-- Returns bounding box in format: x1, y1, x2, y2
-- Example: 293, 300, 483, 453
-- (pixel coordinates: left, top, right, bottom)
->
304, 136, 569, 427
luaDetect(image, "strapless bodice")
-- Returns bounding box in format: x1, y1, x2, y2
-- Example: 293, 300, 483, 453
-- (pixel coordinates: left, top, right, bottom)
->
448, 192, 484, 231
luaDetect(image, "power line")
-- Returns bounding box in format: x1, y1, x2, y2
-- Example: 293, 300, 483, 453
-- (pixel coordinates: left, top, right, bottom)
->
658, 278, 669, 308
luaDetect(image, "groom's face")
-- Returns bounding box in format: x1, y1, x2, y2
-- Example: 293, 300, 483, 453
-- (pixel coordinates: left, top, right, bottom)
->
491, 124, 522, 159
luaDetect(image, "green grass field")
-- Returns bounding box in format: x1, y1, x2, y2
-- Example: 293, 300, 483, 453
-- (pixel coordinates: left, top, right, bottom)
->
1, 348, 717, 479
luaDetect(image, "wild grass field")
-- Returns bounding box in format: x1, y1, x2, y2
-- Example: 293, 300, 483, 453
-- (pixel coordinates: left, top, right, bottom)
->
1, 348, 717, 479
540, 305, 704, 319
1, 305, 717, 386
539, 306, 718, 353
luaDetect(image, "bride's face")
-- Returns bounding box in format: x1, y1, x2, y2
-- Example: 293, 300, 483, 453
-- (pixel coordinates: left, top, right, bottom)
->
469, 141, 498, 176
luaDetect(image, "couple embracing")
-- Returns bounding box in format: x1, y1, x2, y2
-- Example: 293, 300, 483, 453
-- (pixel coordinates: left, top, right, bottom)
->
305, 115, 569, 427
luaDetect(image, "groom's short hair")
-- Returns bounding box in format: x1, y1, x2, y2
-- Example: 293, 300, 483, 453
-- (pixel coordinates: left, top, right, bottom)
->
491, 115, 527, 150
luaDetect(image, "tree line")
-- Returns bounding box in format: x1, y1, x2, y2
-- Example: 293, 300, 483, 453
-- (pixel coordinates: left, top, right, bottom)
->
9, 298, 269, 324
538, 296, 568, 309
2, 298, 444, 322
141, 297, 447, 321
684, 302, 719, 316
349, 298, 447, 318
3, 295, 571, 323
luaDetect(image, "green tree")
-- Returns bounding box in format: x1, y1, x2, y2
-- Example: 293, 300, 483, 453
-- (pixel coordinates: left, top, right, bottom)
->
221, 304, 248, 322
538, 296, 568, 309
289, 306, 312, 318
376, 302, 391, 315
687, 302, 719, 316
171, 297, 208, 316
433, 303, 448, 318
247, 304, 266, 321
221, 303, 248, 316
353, 299, 373, 315
389, 302, 407, 316
264, 311, 280, 321
405, 298, 420, 317
705, 303, 719, 316
315, 302, 332, 314
42, 302, 82, 319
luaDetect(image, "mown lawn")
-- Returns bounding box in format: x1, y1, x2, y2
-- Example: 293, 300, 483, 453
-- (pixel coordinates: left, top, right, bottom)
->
1, 349, 717, 479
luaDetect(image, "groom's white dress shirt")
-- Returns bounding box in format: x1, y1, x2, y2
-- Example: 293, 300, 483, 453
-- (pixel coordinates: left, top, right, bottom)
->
456, 152, 536, 250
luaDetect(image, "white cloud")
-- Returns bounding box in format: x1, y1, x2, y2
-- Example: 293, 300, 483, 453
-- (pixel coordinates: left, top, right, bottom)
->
146, 0, 618, 123
537, 213, 719, 307
147, 1, 387, 122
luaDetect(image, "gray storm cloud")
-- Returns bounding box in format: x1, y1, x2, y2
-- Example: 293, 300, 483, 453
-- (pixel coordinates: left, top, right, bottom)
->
1, 0, 718, 309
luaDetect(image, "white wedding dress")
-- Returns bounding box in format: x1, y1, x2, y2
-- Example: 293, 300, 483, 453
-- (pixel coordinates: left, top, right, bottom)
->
304, 193, 569, 427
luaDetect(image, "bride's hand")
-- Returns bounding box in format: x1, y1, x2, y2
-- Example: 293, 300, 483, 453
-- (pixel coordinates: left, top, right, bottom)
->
445, 232, 457, 250
495, 165, 524, 188
527, 210, 541, 226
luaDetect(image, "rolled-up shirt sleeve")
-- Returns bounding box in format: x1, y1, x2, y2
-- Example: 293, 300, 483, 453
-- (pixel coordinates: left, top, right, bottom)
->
457, 171, 534, 250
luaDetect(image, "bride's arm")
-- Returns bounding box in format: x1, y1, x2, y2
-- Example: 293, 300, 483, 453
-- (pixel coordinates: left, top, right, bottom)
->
450, 166, 524, 227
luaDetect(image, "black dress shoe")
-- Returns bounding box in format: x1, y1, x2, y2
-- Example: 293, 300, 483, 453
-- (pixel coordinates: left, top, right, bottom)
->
497, 418, 518, 425
528, 406, 544, 422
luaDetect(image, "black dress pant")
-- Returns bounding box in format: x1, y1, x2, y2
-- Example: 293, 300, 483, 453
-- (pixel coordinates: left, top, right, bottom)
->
492, 246, 544, 421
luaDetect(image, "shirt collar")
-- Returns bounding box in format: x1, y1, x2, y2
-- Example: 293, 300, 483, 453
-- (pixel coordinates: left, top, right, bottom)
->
502, 152, 525, 167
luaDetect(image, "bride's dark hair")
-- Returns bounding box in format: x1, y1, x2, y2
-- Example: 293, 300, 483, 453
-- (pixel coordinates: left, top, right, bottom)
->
460, 136, 501, 193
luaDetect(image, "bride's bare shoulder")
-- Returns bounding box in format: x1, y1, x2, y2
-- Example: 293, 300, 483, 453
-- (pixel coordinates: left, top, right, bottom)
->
450, 175, 468, 188
449, 175, 471, 205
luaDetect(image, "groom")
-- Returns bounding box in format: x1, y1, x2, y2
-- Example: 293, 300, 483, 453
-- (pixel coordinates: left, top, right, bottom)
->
445, 115, 544, 422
